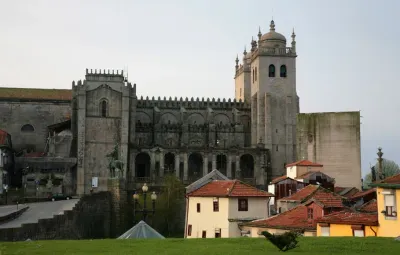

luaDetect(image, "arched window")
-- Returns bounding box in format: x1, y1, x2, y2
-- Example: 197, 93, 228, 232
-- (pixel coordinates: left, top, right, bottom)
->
100, 99, 108, 117
269, 64, 275, 77
252, 68, 255, 83
21, 124, 34, 132
255, 67, 258, 81
280, 65, 287, 77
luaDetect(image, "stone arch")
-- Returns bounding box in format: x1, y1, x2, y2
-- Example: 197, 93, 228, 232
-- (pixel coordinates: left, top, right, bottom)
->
188, 152, 203, 179
160, 112, 178, 124
99, 98, 109, 117
280, 65, 287, 77
269, 64, 275, 77
164, 152, 175, 173
135, 152, 151, 178
21, 124, 34, 132
216, 154, 227, 176
240, 154, 254, 178
136, 112, 152, 123
214, 113, 230, 126
187, 113, 205, 125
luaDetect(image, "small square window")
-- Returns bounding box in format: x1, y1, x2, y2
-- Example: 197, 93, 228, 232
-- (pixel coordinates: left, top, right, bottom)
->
238, 198, 248, 211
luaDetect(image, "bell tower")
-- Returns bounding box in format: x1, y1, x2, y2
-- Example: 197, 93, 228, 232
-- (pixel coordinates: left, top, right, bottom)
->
236, 20, 299, 179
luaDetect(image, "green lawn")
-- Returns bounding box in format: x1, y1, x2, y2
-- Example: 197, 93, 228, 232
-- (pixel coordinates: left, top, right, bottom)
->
0, 237, 399, 255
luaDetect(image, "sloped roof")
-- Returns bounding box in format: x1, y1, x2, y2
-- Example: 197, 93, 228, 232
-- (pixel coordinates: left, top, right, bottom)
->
358, 199, 377, 213
185, 169, 229, 194
279, 185, 319, 202
350, 188, 376, 201
242, 205, 316, 231
0, 87, 72, 101
117, 220, 165, 239
296, 171, 335, 183
187, 180, 273, 198
317, 211, 378, 226
286, 160, 323, 168
280, 185, 347, 208
334, 187, 360, 197
378, 173, 400, 185
270, 175, 289, 184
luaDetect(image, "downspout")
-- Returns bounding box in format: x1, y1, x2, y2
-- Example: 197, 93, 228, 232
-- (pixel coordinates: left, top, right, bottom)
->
369, 226, 377, 237
184, 195, 189, 238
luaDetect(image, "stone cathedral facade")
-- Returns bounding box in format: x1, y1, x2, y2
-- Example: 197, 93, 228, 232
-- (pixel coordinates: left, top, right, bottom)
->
71, 20, 297, 195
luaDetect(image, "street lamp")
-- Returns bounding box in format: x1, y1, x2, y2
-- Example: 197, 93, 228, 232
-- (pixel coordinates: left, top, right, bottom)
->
133, 183, 157, 223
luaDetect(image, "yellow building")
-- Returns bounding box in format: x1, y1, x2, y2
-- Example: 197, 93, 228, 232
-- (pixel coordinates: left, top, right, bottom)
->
316, 173, 400, 237
184, 180, 273, 238
371, 173, 400, 237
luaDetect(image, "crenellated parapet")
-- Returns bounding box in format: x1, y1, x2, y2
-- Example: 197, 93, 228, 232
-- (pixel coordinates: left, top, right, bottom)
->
136, 96, 250, 110
84, 68, 125, 82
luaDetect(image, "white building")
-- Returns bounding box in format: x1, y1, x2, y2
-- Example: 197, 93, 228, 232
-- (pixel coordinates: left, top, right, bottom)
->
185, 179, 273, 238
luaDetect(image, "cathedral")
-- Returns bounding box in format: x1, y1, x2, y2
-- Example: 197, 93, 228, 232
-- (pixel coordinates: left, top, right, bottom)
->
0, 20, 362, 196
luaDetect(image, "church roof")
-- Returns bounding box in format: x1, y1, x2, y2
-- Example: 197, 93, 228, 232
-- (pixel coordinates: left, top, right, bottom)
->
117, 220, 165, 239
260, 20, 287, 42
0, 87, 72, 101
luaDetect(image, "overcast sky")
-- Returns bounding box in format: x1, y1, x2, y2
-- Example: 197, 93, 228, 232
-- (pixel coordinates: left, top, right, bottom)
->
1, 0, 399, 177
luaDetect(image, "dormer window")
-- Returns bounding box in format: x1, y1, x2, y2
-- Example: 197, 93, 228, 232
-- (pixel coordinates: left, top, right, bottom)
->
100, 99, 108, 117
269, 64, 275, 77
280, 65, 287, 77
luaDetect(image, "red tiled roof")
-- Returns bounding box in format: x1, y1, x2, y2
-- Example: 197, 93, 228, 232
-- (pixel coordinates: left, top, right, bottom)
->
379, 173, 400, 185
334, 187, 346, 193
187, 180, 273, 197
286, 160, 323, 168
270, 175, 288, 184
350, 188, 376, 200
334, 187, 360, 198
296, 171, 334, 181
279, 185, 319, 202
305, 188, 347, 208
359, 199, 377, 213
317, 211, 378, 226
0, 87, 72, 101
243, 205, 316, 231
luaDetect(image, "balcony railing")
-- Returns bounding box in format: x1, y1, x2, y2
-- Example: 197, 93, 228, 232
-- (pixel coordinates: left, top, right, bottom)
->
257, 47, 295, 56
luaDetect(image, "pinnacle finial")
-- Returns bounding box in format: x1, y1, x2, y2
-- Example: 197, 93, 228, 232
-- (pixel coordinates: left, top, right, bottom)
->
292, 27, 296, 40
270, 20, 275, 31
258, 26, 262, 40
243, 46, 247, 55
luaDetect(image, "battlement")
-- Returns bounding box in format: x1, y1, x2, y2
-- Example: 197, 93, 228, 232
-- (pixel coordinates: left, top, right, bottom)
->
137, 96, 250, 110
84, 68, 125, 82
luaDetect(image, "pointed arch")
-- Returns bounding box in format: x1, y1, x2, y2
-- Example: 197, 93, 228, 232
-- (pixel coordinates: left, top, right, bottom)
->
269, 64, 275, 77
21, 124, 34, 132
280, 65, 287, 77
100, 98, 108, 117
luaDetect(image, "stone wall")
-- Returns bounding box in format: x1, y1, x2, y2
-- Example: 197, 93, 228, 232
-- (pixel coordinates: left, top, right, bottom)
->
0, 192, 113, 241
296, 112, 362, 189
0, 101, 70, 152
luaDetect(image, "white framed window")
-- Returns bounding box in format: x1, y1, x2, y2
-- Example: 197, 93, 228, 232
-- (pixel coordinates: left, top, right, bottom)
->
321, 226, 330, 237
353, 230, 364, 237
384, 193, 397, 218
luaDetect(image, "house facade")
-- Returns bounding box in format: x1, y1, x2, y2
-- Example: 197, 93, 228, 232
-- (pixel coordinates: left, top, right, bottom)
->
185, 180, 273, 238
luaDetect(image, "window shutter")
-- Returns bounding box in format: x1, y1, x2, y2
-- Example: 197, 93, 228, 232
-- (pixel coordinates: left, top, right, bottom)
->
385, 195, 395, 207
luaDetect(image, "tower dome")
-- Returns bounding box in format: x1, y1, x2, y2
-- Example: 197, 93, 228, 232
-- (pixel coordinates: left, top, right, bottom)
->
259, 20, 287, 48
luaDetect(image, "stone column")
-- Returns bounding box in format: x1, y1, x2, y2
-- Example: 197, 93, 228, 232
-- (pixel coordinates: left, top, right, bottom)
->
150, 151, 156, 181
227, 154, 232, 178
175, 153, 180, 178
159, 152, 164, 178
76, 86, 86, 195
183, 153, 188, 181
212, 154, 216, 170
203, 154, 208, 176
235, 155, 240, 178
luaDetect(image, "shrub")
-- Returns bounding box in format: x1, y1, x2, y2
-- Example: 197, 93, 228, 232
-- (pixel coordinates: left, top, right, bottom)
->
261, 230, 300, 252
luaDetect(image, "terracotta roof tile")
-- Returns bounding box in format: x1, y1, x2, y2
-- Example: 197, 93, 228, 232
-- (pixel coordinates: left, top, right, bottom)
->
286, 160, 323, 168
279, 185, 319, 202
0, 87, 72, 101
187, 180, 273, 197
350, 188, 376, 200
317, 211, 378, 226
270, 175, 289, 184
243, 205, 316, 231
305, 188, 347, 208
358, 199, 377, 213
379, 173, 400, 185
334, 187, 360, 198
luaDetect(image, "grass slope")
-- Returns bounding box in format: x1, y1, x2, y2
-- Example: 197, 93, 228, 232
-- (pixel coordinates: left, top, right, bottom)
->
1, 237, 399, 255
